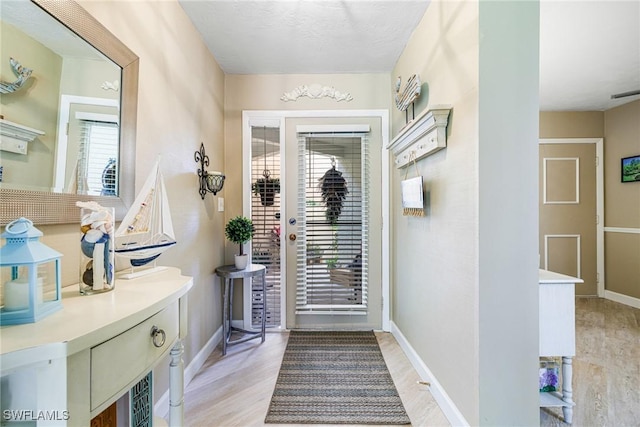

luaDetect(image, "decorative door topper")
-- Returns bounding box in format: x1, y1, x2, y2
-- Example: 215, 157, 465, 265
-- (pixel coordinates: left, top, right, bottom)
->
281, 84, 353, 102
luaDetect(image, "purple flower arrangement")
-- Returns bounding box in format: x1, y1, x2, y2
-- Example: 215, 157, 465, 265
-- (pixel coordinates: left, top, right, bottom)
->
539, 360, 559, 392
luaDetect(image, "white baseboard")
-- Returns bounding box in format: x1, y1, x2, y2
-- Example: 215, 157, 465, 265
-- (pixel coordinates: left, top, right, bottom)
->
604, 290, 640, 309
390, 321, 469, 427
154, 326, 223, 418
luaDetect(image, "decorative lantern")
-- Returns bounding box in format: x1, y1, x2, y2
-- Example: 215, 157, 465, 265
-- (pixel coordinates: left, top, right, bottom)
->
0, 217, 62, 325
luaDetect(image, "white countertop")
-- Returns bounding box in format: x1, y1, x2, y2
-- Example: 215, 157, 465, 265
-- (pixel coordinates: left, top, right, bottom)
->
539, 269, 584, 284
0, 267, 193, 371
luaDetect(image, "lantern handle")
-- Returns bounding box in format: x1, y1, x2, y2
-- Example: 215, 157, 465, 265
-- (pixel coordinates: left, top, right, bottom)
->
5, 217, 33, 235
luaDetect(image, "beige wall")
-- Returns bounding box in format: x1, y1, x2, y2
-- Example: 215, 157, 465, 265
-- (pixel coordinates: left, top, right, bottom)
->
603, 99, 640, 298
391, 1, 480, 422
0, 22, 61, 190
539, 111, 604, 138
32, 0, 227, 407
391, 1, 540, 425
604, 100, 640, 227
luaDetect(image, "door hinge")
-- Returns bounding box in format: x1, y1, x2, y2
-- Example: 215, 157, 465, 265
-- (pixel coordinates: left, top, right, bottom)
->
596, 215, 600, 225
66, 122, 69, 136
596, 156, 599, 167
596, 273, 600, 284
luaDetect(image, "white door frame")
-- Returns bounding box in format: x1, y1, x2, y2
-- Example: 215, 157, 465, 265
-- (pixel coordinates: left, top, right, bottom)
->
539, 138, 604, 297
243, 109, 391, 331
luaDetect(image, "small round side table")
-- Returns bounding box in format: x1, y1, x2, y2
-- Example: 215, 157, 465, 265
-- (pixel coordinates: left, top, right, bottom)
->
214, 264, 266, 355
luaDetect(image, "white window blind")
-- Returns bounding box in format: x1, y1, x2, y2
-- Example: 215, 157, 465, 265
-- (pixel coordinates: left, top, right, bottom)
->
296, 132, 369, 314
250, 126, 282, 328
78, 119, 118, 196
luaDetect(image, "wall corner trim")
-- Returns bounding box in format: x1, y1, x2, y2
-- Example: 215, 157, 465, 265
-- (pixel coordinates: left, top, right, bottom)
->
390, 321, 469, 426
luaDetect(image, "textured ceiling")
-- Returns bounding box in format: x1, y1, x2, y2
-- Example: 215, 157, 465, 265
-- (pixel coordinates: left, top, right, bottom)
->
4, 1, 638, 112
180, 0, 640, 111
178, 0, 431, 74
539, 0, 640, 111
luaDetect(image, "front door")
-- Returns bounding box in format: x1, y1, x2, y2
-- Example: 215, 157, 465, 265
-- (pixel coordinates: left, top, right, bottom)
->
284, 117, 383, 329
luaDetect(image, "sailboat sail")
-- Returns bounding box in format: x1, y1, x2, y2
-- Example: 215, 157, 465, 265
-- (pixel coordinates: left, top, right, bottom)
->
115, 161, 176, 267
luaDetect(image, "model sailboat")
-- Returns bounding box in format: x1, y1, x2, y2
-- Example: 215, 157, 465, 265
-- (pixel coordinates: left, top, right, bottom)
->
114, 160, 176, 279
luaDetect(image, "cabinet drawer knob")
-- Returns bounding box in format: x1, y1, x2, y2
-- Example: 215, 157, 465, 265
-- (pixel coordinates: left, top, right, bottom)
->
150, 326, 166, 348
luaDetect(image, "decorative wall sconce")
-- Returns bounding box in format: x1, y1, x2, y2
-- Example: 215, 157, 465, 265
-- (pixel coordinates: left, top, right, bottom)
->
195, 142, 225, 199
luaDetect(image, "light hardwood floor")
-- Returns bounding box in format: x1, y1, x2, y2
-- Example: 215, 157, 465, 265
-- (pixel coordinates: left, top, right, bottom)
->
183, 298, 639, 426
183, 331, 450, 427
540, 298, 640, 427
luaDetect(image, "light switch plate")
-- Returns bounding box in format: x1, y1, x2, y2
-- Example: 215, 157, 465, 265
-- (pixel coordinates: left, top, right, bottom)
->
218, 197, 224, 212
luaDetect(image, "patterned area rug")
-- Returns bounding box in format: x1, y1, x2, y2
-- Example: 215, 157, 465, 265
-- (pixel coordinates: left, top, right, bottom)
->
264, 330, 411, 424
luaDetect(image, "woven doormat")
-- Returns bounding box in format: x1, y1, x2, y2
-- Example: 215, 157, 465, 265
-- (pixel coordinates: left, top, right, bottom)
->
264, 330, 411, 424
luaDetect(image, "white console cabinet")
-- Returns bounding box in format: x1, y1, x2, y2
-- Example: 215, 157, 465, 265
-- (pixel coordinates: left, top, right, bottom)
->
539, 269, 583, 424
0, 267, 193, 426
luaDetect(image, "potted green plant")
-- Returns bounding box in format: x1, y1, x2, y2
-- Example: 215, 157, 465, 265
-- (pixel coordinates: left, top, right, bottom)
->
224, 216, 254, 269
252, 177, 280, 206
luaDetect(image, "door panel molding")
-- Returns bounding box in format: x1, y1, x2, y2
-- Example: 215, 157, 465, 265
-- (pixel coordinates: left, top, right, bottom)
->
543, 157, 580, 204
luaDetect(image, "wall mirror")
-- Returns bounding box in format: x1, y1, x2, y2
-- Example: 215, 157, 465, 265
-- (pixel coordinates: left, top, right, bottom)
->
0, 0, 138, 225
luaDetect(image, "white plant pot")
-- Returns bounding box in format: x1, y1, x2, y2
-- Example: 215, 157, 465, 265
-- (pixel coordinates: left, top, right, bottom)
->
234, 254, 249, 270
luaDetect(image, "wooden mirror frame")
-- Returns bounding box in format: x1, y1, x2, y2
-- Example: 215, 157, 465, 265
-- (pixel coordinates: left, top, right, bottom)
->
0, 0, 138, 225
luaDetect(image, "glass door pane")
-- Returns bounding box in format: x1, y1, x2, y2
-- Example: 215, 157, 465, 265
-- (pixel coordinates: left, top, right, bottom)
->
296, 135, 368, 311
250, 125, 282, 329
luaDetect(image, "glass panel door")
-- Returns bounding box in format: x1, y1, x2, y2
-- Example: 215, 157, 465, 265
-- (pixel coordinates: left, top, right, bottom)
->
283, 118, 383, 330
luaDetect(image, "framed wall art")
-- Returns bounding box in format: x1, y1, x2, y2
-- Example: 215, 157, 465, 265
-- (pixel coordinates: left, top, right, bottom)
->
621, 155, 640, 183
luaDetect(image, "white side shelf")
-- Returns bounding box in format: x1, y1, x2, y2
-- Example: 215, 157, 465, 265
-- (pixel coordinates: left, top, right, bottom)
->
387, 106, 451, 168
538, 269, 583, 424
540, 391, 576, 408
0, 118, 45, 155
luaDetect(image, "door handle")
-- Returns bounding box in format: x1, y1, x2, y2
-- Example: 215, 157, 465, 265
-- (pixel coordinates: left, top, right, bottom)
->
289, 233, 297, 241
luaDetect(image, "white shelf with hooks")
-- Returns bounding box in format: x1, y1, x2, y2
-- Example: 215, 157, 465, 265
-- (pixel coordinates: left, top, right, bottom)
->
387, 106, 451, 168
